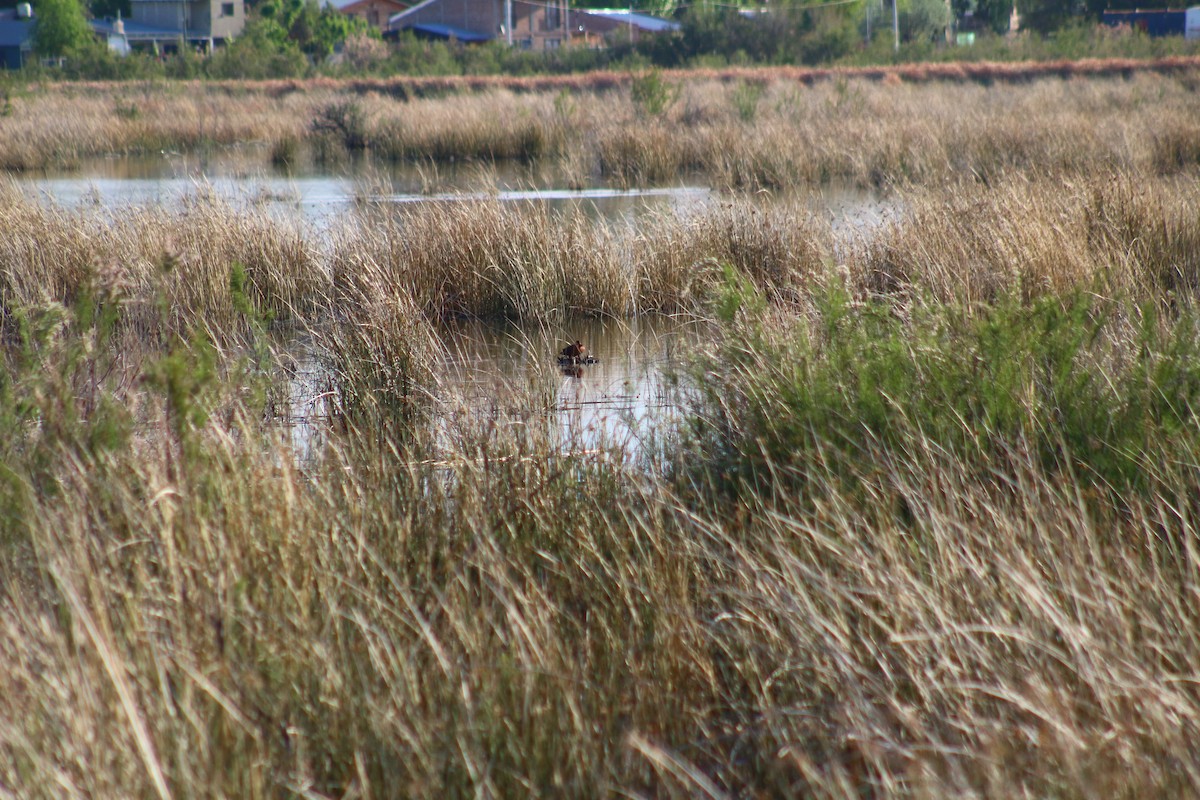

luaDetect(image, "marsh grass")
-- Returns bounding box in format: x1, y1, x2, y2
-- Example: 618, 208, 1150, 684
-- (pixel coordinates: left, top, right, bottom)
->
8, 283, 1200, 797
8, 69, 1200, 190
635, 197, 832, 310
0, 181, 324, 344
372, 91, 563, 163
852, 175, 1200, 304
683, 273, 1200, 501
332, 198, 632, 320
8, 168, 1200, 797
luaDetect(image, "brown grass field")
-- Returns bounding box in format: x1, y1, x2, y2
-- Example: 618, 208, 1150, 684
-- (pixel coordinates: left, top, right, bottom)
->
5, 67, 1200, 798
4, 60, 1200, 188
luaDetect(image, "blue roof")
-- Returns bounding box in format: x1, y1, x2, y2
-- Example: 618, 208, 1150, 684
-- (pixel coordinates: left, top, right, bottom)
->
581, 9, 679, 31
0, 20, 33, 48
406, 21, 493, 41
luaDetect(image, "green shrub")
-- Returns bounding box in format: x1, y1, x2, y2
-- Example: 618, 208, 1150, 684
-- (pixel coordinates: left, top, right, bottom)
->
630, 69, 679, 118
685, 273, 1200, 500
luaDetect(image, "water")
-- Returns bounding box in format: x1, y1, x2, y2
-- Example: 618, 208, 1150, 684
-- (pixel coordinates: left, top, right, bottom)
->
20, 151, 711, 227
274, 314, 705, 464
435, 315, 704, 460
18, 151, 886, 463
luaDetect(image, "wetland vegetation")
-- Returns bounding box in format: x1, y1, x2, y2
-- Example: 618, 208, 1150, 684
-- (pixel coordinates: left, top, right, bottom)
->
5, 65, 1200, 183
6, 70, 1200, 797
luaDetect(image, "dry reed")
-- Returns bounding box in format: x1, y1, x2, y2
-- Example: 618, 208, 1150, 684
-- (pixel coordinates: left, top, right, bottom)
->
0, 180, 323, 343
5, 359, 1200, 797
848, 173, 1200, 305
6, 69, 1200, 191
5, 163, 1200, 797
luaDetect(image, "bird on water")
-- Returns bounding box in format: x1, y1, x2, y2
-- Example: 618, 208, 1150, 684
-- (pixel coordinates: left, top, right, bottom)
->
560, 339, 587, 363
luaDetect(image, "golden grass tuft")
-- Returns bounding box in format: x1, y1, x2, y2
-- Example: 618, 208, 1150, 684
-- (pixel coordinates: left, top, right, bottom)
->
331, 198, 631, 320
8, 151, 1200, 797
848, 174, 1200, 305
7, 68, 1200, 190
0, 181, 324, 342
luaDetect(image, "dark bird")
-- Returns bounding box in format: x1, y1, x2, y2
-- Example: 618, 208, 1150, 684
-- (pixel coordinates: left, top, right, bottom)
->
560, 339, 587, 363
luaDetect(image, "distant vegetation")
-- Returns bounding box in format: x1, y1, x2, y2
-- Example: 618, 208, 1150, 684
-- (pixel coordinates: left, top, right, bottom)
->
5, 67, 1200, 186
6, 0, 1200, 79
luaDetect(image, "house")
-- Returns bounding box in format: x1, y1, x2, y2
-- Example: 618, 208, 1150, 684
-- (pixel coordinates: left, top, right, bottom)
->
334, 0, 410, 31
572, 8, 678, 46
0, 6, 34, 69
387, 0, 676, 51
388, 0, 566, 50
92, 0, 247, 52
1101, 7, 1200, 39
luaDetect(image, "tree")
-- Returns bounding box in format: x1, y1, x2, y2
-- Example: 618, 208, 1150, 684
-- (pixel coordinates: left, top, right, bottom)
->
952, 0, 1013, 34
206, 16, 308, 77
33, 0, 92, 59
898, 0, 950, 42
1017, 0, 1079, 35
89, 0, 130, 23
259, 0, 369, 60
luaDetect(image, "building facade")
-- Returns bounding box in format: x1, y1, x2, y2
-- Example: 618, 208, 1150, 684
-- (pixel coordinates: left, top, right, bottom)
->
388, 0, 675, 51
127, 0, 246, 48
337, 0, 410, 31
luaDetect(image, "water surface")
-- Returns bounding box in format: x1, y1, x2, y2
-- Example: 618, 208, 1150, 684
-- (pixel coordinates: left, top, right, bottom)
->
21, 151, 711, 226
19, 151, 888, 463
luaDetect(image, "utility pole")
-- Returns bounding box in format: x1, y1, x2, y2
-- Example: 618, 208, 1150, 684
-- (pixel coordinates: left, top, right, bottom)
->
505, 0, 512, 45
892, 0, 899, 52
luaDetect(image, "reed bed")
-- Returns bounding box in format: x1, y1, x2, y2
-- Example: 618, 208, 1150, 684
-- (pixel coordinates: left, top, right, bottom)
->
7, 169, 1200, 796
330, 199, 632, 320
369, 89, 568, 163
8, 167, 1200, 328
0, 83, 327, 170
0, 180, 323, 343
329, 193, 836, 320
851, 174, 1200, 304
7, 69, 1200, 189
8, 170, 1200, 330
6, 288, 1200, 797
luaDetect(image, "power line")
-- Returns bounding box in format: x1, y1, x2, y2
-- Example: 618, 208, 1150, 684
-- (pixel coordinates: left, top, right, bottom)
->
673, 0, 861, 9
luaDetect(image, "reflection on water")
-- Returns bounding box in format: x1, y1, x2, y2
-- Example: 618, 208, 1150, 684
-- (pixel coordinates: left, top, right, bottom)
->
19, 150, 711, 225
436, 315, 704, 460
276, 315, 705, 465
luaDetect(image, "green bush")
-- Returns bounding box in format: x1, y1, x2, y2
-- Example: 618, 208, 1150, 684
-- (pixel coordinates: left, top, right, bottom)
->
686, 273, 1200, 499
630, 68, 678, 117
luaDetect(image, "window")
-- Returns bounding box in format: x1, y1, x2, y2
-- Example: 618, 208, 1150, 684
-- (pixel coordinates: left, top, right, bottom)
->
221, 2, 234, 16
544, 4, 559, 30
544, 37, 560, 49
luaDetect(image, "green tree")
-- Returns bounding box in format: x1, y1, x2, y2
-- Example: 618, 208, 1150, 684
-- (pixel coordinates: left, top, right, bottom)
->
259, 0, 368, 60
89, 0, 130, 23
1018, 0, 1078, 35
206, 16, 308, 77
898, 0, 950, 42
953, 0, 1013, 34
668, 3, 859, 67
33, 0, 92, 59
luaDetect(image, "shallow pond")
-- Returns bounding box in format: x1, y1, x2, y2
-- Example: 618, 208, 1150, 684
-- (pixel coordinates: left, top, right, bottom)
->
19, 151, 889, 462
20, 151, 712, 227
436, 314, 704, 458
277, 314, 705, 464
